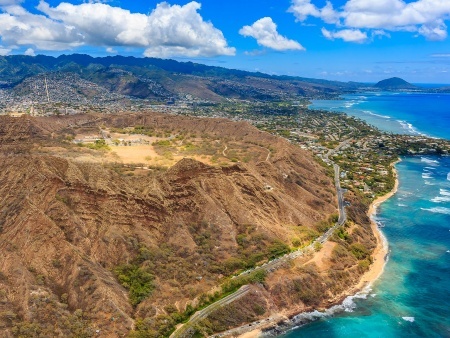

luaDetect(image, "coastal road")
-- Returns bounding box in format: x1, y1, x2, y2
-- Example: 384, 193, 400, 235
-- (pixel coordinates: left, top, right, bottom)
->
170, 286, 250, 338
335, 164, 346, 226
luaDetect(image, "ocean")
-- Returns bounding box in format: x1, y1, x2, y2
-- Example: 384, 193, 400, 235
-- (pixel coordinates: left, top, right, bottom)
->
310, 92, 450, 139
281, 93, 450, 337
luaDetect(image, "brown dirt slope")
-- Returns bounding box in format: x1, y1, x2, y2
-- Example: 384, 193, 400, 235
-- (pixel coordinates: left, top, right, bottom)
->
0, 113, 336, 337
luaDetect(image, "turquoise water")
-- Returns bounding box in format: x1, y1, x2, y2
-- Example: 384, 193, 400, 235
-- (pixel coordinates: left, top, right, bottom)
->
311, 92, 450, 139
283, 94, 450, 337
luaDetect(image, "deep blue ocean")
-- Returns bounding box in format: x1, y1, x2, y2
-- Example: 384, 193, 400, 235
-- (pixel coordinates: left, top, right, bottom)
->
310, 92, 450, 139
282, 93, 450, 337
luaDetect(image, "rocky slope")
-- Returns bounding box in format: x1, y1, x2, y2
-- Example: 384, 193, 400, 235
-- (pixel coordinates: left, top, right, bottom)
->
0, 112, 337, 337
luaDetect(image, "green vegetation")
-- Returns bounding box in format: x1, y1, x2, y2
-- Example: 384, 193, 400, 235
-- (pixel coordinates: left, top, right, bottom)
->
128, 266, 267, 338
152, 140, 172, 147
220, 232, 290, 276
350, 243, 370, 260
222, 270, 267, 294
114, 264, 154, 306
78, 139, 110, 151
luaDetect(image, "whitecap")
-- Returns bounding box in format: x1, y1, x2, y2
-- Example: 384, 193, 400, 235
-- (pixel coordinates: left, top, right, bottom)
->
432, 189, 450, 203
345, 102, 357, 108
421, 157, 439, 166
377, 221, 386, 228
421, 207, 450, 215
402, 317, 415, 323
289, 287, 372, 326
422, 173, 432, 179
440, 189, 450, 196
431, 196, 450, 203
397, 203, 407, 207
397, 120, 421, 135
447, 172, 450, 181
424, 181, 435, 186
364, 111, 391, 119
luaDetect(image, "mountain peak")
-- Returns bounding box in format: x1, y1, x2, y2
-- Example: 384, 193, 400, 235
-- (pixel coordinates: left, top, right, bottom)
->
374, 77, 417, 90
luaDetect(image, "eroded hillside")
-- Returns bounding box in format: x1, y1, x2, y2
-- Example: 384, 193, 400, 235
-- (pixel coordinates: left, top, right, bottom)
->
0, 113, 340, 337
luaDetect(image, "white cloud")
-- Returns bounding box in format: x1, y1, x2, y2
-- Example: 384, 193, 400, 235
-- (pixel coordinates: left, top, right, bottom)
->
0, 10, 83, 50
0, 1, 235, 57
24, 48, 35, 56
289, 0, 340, 24
290, 0, 450, 42
372, 30, 391, 39
39, 1, 235, 57
418, 21, 448, 41
322, 27, 368, 43
0, 45, 12, 55
0, 0, 23, 5
239, 17, 305, 51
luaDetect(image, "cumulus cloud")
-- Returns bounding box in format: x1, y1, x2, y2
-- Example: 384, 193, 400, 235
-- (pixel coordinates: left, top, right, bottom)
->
239, 17, 305, 51
290, 0, 450, 42
0, 10, 83, 50
289, 0, 340, 24
24, 48, 35, 56
0, 1, 235, 57
322, 27, 368, 43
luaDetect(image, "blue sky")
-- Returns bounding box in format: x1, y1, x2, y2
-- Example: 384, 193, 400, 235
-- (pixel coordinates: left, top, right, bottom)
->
1, 0, 450, 83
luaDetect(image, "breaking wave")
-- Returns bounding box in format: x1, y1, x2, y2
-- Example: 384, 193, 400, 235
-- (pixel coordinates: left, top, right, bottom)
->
364, 110, 391, 119
421, 207, 450, 215
402, 317, 415, 323
422, 172, 432, 179
421, 157, 440, 166
431, 189, 450, 203
397, 120, 423, 135
263, 286, 375, 336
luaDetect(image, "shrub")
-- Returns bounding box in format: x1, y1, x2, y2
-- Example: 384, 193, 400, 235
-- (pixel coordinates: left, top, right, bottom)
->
358, 259, 371, 273
86, 139, 110, 150
114, 264, 154, 306
350, 243, 370, 260
152, 140, 171, 147
268, 240, 290, 259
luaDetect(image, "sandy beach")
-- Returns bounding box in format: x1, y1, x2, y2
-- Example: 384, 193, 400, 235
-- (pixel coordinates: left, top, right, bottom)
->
238, 329, 262, 338
353, 159, 400, 291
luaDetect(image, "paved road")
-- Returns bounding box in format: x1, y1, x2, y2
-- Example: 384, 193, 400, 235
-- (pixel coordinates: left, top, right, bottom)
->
334, 164, 346, 226
170, 286, 250, 338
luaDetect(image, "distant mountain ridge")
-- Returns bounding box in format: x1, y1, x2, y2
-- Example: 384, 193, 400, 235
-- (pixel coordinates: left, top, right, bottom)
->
0, 54, 364, 102
374, 77, 417, 90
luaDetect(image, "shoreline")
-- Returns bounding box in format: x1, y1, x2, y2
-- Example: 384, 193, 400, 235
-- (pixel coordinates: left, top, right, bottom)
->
353, 158, 400, 292
234, 160, 401, 338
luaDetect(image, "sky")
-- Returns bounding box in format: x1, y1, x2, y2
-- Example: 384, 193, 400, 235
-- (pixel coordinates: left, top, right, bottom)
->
1, 0, 450, 83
